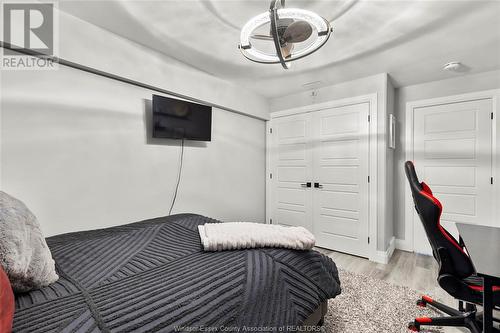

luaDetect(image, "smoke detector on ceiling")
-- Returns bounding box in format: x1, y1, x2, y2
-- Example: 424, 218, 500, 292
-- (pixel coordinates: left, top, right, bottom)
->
443, 61, 464, 72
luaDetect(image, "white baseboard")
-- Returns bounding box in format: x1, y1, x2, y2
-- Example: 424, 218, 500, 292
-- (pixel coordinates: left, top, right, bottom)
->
395, 238, 413, 252
372, 236, 396, 264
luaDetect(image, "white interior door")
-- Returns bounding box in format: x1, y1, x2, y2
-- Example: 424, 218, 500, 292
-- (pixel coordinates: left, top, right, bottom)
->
270, 114, 313, 231
412, 99, 494, 255
311, 103, 370, 257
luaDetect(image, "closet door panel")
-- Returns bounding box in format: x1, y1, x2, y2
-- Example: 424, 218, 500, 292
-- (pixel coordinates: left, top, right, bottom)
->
412, 98, 494, 255
312, 103, 370, 257
270, 114, 313, 230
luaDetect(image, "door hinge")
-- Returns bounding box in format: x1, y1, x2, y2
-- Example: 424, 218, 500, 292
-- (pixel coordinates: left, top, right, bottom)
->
270, 173, 273, 179
368, 115, 371, 122
368, 237, 370, 244
491, 177, 494, 185
491, 112, 494, 120
270, 218, 273, 224
269, 128, 273, 134
368, 176, 370, 183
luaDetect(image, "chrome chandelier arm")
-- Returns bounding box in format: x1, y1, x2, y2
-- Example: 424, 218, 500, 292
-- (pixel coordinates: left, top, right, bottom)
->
269, 0, 289, 69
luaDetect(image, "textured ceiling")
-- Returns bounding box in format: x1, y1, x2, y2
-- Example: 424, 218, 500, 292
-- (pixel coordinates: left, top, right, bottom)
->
60, 0, 500, 98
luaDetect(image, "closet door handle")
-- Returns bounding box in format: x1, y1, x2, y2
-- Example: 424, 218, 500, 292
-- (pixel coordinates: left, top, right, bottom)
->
301, 182, 312, 188
314, 182, 323, 189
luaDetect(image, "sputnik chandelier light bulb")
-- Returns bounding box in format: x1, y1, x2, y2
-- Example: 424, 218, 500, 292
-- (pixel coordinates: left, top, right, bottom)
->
238, 0, 333, 69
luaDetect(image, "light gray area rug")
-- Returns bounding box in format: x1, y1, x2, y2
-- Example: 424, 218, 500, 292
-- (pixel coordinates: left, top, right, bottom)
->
323, 269, 443, 333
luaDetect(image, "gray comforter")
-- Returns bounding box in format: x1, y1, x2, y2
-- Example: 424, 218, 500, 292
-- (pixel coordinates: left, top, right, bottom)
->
13, 214, 341, 332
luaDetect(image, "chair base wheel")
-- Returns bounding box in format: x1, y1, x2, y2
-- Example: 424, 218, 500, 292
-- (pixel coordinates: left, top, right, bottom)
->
408, 322, 420, 332
416, 299, 427, 308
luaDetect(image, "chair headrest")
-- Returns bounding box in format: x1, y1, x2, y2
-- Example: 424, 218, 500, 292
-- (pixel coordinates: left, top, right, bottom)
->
405, 161, 441, 211
405, 161, 422, 192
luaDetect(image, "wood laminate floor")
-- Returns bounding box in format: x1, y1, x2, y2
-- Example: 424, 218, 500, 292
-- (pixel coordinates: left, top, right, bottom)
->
316, 248, 489, 333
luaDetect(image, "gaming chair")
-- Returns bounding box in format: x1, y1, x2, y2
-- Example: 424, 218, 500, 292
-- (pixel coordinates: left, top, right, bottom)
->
405, 161, 499, 333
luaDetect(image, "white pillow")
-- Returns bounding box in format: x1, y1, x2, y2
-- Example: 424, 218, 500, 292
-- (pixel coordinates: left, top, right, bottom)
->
0, 191, 58, 292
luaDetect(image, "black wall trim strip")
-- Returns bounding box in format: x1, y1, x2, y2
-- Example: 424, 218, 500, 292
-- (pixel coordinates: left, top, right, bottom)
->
0, 41, 266, 121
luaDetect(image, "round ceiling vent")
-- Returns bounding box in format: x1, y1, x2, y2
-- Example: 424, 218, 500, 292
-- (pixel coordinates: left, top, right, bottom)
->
238, 0, 333, 69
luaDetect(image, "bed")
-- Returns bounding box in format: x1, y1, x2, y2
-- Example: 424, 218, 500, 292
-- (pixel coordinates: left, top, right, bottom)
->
12, 214, 341, 332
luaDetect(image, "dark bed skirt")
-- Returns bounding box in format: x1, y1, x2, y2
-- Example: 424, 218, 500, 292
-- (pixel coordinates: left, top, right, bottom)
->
302, 301, 328, 327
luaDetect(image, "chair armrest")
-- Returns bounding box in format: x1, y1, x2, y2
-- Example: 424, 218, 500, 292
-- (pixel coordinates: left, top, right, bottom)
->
437, 273, 463, 297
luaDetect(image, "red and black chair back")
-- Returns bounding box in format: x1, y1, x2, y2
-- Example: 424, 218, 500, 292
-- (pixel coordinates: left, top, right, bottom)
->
405, 161, 499, 332
404, 161, 475, 281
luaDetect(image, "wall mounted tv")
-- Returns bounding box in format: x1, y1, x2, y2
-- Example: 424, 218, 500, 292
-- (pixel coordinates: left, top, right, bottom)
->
152, 95, 212, 141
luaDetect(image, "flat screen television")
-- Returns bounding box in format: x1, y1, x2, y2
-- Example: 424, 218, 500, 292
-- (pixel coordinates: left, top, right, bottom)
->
152, 95, 212, 141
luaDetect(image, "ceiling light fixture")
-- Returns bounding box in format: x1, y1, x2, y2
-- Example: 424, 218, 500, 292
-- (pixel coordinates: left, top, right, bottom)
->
238, 0, 333, 69
443, 61, 463, 72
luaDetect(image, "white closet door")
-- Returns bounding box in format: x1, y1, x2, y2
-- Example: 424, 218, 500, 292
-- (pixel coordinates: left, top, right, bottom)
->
311, 103, 370, 257
270, 114, 313, 231
413, 99, 494, 255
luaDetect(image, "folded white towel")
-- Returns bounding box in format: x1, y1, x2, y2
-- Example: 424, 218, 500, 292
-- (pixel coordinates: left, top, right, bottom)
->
198, 222, 315, 251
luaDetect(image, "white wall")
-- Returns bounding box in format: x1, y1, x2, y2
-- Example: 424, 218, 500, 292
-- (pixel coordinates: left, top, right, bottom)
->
0, 6, 268, 236
269, 73, 394, 252
393, 70, 500, 244
269, 74, 388, 113
0, 65, 266, 237
56, 8, 269, 120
